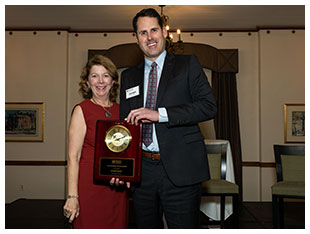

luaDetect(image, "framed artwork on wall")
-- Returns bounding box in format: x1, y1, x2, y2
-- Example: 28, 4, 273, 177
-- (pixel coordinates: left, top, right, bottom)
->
284, 104, 305, 143
5, 102, 44, 142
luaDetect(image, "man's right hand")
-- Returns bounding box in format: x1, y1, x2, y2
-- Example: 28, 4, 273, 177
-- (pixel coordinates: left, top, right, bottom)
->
125, 107, 159, 125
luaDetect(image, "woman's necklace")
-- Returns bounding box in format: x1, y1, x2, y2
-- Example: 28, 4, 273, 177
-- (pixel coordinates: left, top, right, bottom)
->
91, 98, 112, 118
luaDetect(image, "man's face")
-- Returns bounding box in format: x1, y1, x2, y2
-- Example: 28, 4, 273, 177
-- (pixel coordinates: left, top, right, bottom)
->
136, 16, 167, 61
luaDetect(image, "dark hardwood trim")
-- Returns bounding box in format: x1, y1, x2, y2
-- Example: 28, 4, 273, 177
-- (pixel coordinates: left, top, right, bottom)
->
256, 26, 305, 30
5, 161, 67, 166
242, 161, 260, 167
242, 161, 275, 167
5, 27, 305, 33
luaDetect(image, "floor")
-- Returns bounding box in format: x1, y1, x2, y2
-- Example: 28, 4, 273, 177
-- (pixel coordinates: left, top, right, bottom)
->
5, 198, 305, 229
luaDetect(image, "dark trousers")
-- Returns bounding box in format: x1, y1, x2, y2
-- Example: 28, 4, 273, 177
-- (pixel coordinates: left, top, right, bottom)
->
132, 157, 202, 229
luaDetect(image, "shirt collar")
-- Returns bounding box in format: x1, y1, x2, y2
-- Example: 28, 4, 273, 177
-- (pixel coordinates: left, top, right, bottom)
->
144, 50, 167, 70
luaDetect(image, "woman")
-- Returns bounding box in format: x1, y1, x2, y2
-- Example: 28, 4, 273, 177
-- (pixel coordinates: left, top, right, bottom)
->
63, 55, 128, 228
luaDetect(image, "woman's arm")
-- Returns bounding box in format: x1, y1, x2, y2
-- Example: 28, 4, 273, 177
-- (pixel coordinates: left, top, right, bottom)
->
63, 105, 86, 223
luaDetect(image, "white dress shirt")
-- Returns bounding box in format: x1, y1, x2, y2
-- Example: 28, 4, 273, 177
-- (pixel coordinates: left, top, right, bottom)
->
143, 50, 168, 152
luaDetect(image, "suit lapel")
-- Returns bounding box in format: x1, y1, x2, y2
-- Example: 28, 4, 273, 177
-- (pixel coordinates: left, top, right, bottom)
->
156, 53, 175, 107
130, 62, 144, 108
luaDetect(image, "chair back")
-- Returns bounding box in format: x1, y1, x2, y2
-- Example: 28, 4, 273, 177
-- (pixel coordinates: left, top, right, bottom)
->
205, 143, 228, 180
273, 145, 305, 182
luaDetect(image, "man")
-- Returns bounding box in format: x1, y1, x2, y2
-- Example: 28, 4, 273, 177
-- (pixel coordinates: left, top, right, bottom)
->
120, 8, 217, 228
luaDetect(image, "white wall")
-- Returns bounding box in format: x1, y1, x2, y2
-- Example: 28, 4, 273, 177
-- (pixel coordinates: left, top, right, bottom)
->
5, 29, 305, 203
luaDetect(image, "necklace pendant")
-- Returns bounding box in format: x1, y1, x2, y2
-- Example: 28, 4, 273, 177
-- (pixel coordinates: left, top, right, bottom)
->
105, 111, 112, 118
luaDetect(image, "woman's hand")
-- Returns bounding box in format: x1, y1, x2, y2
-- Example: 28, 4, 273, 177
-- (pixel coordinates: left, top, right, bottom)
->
110, 177, 130, 188
63, 198, 80, 223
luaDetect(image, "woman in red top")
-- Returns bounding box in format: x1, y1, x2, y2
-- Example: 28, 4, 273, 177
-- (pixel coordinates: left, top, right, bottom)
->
63, 55, 129, 228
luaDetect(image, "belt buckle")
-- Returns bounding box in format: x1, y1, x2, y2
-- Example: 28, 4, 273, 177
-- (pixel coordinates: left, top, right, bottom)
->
151, 152, 155, 160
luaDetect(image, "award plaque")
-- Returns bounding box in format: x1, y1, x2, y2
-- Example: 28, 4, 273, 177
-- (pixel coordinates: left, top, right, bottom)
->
93, 120, 142, 183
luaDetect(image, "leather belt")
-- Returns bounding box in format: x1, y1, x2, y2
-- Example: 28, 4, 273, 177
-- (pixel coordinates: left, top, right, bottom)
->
142, 151, 161, 160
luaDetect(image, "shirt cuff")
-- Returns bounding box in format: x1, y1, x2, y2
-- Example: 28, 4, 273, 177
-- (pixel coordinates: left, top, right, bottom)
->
158, 107, 169, 123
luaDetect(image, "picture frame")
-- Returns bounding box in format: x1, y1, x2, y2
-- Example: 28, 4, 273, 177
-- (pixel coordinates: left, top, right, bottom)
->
5, 102, 44, 142
284, 104, 305, 143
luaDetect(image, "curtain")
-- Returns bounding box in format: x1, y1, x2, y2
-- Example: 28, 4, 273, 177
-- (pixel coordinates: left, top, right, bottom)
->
212, 71, 243, 201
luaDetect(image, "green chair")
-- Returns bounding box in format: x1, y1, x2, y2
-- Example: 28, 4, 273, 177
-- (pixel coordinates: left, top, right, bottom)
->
202, 142, 239, 228
271, 144, 305, 228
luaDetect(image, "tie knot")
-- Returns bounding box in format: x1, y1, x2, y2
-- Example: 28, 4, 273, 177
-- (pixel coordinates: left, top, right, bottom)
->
151, 62, 157, 68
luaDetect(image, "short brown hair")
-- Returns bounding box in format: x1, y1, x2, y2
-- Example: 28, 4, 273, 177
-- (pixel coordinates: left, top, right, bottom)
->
79, 55, 119, 102
132, 8, 163, 33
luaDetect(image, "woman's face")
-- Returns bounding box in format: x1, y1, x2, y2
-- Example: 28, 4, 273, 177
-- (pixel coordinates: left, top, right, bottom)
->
87, 65, 113, 100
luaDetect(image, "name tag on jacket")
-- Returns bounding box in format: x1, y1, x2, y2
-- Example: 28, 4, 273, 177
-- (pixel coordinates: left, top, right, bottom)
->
126, 85, 140, 99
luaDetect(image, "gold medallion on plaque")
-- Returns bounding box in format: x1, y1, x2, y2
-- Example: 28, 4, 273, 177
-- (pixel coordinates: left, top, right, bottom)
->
105, 125, 132, 153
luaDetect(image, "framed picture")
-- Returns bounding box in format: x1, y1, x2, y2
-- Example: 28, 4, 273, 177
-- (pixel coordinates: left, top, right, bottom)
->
5, 102, 44, 142
284, 104, 305, 143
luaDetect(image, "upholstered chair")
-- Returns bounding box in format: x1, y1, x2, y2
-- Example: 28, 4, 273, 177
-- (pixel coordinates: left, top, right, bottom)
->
271, 144, 305, 228
202, 142, 239, 228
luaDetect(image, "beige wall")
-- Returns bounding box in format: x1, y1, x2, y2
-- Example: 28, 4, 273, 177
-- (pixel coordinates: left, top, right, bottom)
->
5, 29, 305, 203
5, 31, 68, 202
258, 30, 305, 200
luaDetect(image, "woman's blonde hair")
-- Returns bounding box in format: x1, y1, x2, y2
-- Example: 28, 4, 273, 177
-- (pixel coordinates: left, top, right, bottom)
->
79, 55, 119, 102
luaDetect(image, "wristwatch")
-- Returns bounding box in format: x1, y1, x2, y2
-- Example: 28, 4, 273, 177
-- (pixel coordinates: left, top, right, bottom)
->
105, 125, 132, 153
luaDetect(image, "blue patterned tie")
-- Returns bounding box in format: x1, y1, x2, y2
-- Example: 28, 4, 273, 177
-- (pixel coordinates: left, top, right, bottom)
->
143, 62, 158, 147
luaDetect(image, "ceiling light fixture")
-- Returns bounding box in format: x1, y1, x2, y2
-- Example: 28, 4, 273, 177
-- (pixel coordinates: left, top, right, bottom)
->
159, 5, 183, 53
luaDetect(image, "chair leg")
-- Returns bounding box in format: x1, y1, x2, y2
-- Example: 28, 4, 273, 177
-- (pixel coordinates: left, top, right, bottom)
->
272, 195, 279, 228
232, 194, 239, 228
279, 197, 284, 228
220, 195, 225, 228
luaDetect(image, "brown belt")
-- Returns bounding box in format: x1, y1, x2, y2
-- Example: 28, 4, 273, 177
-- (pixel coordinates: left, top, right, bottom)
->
142, 151, 161, 160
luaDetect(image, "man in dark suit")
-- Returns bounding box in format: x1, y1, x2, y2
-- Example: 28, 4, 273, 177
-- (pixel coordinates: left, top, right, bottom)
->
120, 8, 217, 228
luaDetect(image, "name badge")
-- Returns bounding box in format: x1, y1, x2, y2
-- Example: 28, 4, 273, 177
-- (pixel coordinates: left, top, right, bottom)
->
126, 86, 140, 99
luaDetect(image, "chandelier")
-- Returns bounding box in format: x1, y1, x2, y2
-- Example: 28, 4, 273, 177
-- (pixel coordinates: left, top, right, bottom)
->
159, 5, 183, 53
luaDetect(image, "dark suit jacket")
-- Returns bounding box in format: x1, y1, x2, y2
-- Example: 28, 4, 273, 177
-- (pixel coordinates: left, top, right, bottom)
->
120, 53, 217, 186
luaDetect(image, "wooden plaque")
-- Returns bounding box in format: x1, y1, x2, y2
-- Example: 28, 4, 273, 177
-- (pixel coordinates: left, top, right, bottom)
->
94, 120, 142, 183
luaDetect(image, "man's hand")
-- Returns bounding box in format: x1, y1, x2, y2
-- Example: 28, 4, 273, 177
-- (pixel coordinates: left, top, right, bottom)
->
125, 108, 159, 125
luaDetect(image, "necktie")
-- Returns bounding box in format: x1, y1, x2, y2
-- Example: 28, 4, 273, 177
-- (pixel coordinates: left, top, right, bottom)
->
142, 62, 158, 147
